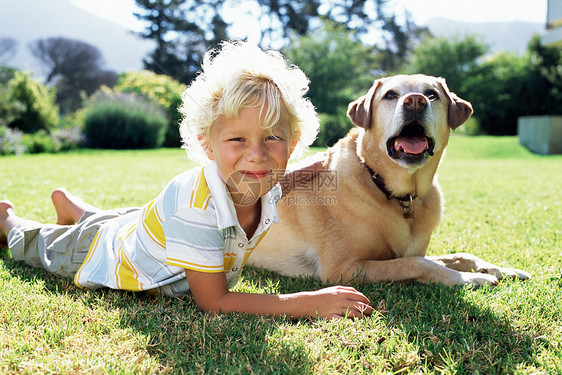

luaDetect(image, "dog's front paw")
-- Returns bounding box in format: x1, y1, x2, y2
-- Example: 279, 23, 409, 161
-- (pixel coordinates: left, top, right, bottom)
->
475, 263, 531, 281
459, 272, 498, 287
494, 266, 531, 280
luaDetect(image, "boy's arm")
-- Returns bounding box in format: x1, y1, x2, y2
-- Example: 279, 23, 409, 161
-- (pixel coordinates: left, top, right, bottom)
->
184, 269, 372, 320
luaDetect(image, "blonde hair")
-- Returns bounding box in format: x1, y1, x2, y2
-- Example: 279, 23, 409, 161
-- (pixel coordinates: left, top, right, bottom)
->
179, 40, 319, 163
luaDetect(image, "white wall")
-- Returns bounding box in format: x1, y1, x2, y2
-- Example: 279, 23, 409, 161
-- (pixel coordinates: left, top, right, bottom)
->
544, 0, 562, 45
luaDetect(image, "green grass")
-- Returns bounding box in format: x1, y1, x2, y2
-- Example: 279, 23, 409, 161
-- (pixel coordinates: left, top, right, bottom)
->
0, 136, 561, 374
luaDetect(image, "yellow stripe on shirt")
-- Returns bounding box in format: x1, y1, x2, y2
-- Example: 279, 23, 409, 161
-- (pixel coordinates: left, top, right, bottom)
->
142, 199, 166, 248
242, 230, 269, 265
190, 168, 211, 210
115, 248, 144, 291
223, 252, 236, 272
115, 224, 144, 291
73, 226, 104, 288
166, 257, 224, 273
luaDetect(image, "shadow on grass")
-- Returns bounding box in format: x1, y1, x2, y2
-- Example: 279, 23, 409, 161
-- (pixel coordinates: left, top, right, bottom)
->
1, 250, 543, 373
0, 252, 314, 373
246, 267, 545, 373
371, 281, 541, 373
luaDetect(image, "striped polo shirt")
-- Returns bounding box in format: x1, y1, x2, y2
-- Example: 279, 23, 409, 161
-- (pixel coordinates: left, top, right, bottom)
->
74, 161, 281, 296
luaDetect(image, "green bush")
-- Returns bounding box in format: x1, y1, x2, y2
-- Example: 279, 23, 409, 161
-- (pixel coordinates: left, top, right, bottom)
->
0, 125, 25, 155
114, 71, 185, 147
6, 71, 59, 133
83, 90, 168, 149
1, 73, 81, 155
453, 116, 482, 136
0, 126, 84, 155
0, 66, 17, 84
0, 83, 25, 128
52, 127, 85, 152
22, 130, 60, 153
316, 112, 353, 147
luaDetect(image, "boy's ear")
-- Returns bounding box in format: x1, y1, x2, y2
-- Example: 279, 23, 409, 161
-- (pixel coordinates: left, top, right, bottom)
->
198, 134, 214, 160
289, 138, 298, 157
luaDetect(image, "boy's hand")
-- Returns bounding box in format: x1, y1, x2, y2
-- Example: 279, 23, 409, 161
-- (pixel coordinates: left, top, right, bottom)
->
185, 269, 372, 320
303, 286, 373, 320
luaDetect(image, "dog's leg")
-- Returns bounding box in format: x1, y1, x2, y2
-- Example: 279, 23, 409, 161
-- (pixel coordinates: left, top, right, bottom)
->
324, 257, 500, 287
427, 253, 531, 280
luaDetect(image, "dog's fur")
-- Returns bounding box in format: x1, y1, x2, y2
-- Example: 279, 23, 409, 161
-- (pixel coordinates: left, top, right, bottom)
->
250, 74, 530, 286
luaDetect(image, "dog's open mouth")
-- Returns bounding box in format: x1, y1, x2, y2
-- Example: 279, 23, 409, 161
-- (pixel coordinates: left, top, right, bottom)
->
386, 121, 435, 164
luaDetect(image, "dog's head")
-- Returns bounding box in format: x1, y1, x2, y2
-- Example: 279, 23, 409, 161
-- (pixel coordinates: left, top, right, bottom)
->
347, 74, 473, 169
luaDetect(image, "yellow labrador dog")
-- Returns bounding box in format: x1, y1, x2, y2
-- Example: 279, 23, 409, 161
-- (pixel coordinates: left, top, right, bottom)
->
250, 74, 530, 286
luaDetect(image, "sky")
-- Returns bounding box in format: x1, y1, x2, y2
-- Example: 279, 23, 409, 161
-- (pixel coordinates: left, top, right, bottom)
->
70, 0, 548, 36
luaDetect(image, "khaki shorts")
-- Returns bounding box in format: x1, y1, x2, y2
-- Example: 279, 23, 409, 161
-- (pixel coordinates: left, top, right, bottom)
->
7, 208, 139, 280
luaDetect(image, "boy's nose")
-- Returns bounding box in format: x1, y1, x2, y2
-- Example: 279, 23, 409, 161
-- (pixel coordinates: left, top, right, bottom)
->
246, 142, 268, 162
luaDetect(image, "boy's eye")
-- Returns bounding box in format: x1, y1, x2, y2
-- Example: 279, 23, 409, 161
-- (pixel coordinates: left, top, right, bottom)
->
228, 137, 244, 142
267, 135, 283, 141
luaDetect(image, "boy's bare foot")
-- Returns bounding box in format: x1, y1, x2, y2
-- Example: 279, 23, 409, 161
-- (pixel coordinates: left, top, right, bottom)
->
0, 200, 16, 247
51, 188, 98, 225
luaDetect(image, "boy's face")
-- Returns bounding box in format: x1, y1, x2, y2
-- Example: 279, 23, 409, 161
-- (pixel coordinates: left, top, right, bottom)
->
205, 106, 296, 206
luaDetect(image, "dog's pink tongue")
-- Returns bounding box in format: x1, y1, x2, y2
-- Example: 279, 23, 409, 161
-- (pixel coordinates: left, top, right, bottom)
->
394, 136, 428, 154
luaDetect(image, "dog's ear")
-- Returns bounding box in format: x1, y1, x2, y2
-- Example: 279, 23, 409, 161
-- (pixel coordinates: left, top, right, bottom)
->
437, 78, 474, 130
448, 92, 473, 130
347, 79, 384, 129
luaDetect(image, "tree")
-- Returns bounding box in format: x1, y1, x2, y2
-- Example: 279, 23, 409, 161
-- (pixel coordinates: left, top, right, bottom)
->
254, 0, 320, 44
253, 0, 427, 71
134, 0, 228, 84
283, 22, 377, 146
468, 36, 562, 135
406, 34, 533, 135
29, 37, 118, 112
6, 71, 59, 133
523, 35, 562, 116
135, 0, 424, 83
407, 33, 562, 135
406, 34, 488, 94
0, 66, 17, 85
0, 84, 24, 129
0, 37, 18, 63
463, 52, 527, 135
30, 37, 103, 84
283, 21, 376, 115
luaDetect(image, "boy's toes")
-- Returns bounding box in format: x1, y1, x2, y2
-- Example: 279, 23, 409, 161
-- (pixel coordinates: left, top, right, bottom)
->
0, 200, 15, 247
0, 200, 14, 211
51, 188, 71, 204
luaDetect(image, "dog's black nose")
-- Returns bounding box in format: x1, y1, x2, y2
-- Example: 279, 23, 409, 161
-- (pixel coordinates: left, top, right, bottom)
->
403, 94, 427, 112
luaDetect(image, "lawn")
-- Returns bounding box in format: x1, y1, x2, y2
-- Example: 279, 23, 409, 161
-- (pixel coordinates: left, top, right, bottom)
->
0, 136, 561, 374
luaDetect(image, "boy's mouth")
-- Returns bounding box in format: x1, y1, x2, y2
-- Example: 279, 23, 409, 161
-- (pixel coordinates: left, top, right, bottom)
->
241, 170, 270, 179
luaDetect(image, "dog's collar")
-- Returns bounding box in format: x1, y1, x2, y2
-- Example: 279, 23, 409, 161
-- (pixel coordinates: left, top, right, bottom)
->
361, 161, 416, 218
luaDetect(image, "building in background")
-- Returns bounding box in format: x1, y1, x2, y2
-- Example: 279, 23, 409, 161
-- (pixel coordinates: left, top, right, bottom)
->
542, 0, 562, 46
519, 0, 562, 154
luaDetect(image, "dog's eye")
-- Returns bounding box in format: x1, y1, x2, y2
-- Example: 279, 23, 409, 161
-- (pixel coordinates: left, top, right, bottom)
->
384, 90, 399, 100
425, 90, 440, 101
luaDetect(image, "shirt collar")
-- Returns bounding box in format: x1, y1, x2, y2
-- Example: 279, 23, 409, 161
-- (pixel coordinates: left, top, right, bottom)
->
204, 161, 280, 233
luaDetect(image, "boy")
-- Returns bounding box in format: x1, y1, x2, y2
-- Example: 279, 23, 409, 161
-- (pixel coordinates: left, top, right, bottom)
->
0, 41, 371, 320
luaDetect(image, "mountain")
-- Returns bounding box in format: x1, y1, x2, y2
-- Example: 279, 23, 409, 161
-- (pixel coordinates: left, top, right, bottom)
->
424, 17, 545, 54
0, 0, 154, 79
